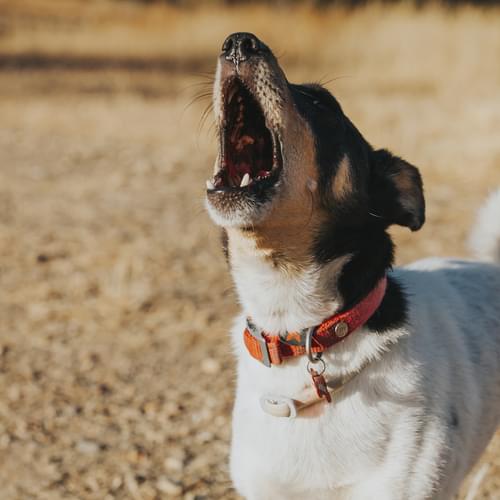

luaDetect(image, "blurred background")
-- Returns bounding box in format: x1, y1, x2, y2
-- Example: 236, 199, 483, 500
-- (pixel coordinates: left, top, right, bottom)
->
0, 0, 500, 498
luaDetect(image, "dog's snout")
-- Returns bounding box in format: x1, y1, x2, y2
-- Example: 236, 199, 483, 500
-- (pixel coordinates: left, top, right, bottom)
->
222, 32, 266, 65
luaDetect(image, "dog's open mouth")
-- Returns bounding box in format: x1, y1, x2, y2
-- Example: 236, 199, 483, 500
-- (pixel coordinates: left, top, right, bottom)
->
207, 78, 282, 192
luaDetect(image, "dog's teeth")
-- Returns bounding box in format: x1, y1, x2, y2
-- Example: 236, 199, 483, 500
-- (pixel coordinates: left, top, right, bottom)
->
240, 173, 250, 187
206, 179, 215, 190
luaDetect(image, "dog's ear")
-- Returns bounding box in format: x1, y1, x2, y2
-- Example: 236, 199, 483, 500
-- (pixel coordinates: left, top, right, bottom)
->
370, 149, 425, 231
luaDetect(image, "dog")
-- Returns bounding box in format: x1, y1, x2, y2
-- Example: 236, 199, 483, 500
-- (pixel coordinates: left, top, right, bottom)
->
205, 32, 500, 499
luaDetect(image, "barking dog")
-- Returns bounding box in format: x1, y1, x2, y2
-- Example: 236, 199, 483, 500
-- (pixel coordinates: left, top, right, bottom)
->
205, 32, 500, 500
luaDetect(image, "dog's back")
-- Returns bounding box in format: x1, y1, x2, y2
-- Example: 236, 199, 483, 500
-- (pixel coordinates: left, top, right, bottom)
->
393, 190, 500, 497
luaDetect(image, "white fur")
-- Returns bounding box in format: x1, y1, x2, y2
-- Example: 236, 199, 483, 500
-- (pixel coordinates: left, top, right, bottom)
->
469, 189, 500, 264
228, 194, 500, 499
226, 229, 350, 334
204, 188, 277, 228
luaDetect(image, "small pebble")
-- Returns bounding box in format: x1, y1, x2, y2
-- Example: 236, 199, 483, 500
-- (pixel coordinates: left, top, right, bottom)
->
76, 440, 100, 454
201, 358, 220, 374
156, 476, 182, 496
164, 456, 183, 472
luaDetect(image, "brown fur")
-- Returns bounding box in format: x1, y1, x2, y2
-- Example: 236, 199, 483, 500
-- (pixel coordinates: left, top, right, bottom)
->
392, 167, 416, 194
236, 112, 326, 270
332, 154, 353, 201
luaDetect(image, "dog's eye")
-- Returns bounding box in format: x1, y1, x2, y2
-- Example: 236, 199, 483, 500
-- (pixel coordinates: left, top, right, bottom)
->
312, 99, 328, 111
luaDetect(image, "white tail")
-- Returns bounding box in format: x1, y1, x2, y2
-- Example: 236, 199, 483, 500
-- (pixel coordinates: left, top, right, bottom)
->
469, 189, 500, 264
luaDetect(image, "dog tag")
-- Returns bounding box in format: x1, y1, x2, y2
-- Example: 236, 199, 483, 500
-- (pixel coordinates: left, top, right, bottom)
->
260, 394, 297, 418
310, 369, 332, 403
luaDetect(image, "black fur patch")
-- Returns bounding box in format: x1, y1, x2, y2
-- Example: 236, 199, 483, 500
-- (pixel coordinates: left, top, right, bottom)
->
290, 83, 421, 332
314, 219, 407, 333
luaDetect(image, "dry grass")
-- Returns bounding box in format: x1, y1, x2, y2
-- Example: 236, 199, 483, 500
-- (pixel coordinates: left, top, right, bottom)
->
0, 1, 499, 498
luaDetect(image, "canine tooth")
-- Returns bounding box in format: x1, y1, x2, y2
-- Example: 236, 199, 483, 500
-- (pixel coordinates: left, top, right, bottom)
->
206, 179, 215, 190
240, 173, 250, 187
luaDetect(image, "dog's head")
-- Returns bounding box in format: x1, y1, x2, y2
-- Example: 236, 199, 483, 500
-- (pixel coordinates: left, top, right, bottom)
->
206, 32, 425, 269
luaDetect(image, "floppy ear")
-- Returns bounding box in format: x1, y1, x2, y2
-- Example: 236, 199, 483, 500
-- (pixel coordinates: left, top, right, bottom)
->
370, 149, 425, 231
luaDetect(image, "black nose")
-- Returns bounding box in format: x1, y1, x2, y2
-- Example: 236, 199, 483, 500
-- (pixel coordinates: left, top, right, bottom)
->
221, 32, 266, 65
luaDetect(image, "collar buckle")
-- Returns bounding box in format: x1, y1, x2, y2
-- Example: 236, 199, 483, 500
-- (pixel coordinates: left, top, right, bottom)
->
246, 319, 272, 367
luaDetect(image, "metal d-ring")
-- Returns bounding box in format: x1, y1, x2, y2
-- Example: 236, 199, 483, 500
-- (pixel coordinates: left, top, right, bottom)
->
304, 327, 321, 364
306, 357, 325, 377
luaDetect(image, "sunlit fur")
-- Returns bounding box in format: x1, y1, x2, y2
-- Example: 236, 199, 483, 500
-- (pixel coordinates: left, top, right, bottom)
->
207, 34, 500, 500
469, 190, 500, 264
229, 195, 500, 500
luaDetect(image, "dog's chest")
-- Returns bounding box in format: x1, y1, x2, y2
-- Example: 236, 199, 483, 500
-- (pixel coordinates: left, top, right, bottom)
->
233, 390, 390, 475
230, 389, 418, 499
229, 341, 421, 496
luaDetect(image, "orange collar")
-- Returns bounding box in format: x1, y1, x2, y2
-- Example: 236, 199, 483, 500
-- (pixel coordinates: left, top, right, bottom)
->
243, 276, 388, 367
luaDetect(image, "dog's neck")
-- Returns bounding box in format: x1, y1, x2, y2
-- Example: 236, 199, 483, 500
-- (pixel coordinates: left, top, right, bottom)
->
227, 230, 346, 334
225, 223, 406, 336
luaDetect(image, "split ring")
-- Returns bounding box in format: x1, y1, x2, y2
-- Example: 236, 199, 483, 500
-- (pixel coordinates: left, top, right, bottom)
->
307, 358, 326, 376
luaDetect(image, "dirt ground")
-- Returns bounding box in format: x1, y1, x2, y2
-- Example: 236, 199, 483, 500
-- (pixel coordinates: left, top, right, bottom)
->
0, 1, 500, 499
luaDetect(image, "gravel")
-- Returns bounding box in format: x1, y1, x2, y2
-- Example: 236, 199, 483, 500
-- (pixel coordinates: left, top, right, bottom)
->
0, 30, 499, 498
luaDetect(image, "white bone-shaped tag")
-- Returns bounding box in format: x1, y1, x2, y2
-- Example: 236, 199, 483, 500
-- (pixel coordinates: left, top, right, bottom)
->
259, 394, 297, 418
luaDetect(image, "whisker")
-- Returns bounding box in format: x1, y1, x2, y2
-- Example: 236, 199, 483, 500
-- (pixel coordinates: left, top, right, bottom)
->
179, 81, 214, 94
208, 120, 218, 137
198, 101, 214, 136
190, 91, 213, 105
187, 71, 215, 80
275, 49, 287, 60
368, 211, 385, 220
320, 74, 354, 88
182, 91, 213, 119
180, 89, 213, 141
